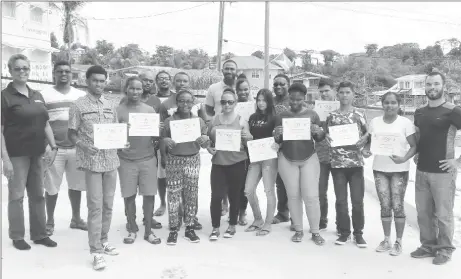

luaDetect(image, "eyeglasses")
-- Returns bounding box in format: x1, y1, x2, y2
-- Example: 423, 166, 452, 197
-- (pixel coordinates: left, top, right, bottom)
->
142, 78, 154, 84
13, 67, 30, 72
273, 83, 286, 87
56, 70, 71, 74
220, 100, 236, 106
177, 100, 194, 105
157, 77, 170, 81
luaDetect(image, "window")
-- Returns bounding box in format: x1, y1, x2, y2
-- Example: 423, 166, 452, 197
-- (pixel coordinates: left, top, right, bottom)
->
414, 81, 423, 88
405, 81, 410, 89
30, 6, 43, 23
251, 70, 260, 79
2, 2, 16, 18
309, 79, 319, 87
399, 82, 404, 89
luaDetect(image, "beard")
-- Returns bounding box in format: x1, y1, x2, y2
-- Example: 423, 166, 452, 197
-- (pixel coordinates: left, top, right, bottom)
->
426, 88, 443, 100
223, 74, 236, 86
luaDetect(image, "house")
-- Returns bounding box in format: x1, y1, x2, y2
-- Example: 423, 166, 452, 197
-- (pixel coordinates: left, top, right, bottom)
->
224, 56, 284, 90
290, 71, 330, 101
69, 64, 93, 86
2, 2, 59, 90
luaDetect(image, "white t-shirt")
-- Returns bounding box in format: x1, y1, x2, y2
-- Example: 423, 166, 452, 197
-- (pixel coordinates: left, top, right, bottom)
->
205, 81, 231, 115
369, 115, 416, 172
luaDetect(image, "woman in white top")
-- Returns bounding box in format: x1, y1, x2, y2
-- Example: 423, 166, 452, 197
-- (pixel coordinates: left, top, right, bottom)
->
363, 92, 417, 256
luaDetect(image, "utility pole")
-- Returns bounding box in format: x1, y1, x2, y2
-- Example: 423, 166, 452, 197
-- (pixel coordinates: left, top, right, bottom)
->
264, 1, 270, 89
217, 2, 225, 72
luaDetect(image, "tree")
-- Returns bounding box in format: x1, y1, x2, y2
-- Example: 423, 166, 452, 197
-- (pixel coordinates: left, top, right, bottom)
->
152, 45, 174, 67
108, 44, 145, 69
223, 52, 235, 60
50, 32, 59, 48
251, 50, 264, 59
283, 48, 297, 62
95, 40, 114, 57
365, 44, 378, 57
320, 49, 340, 64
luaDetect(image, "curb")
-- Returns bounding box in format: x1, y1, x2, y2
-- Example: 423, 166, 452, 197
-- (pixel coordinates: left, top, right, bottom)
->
363, 175, 420, 231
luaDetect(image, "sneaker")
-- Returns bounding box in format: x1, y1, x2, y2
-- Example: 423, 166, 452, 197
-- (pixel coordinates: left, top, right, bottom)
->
291, 231, 304, 243
432, 253, 451, 265
354, 235, 368, 248
192, 219, 203, 230
184, 229, 200, 243
12, 240, 31, 250
319, 223, 327, 232
335, 235, 351, 245
336, 229, 341, 236
70, 219, 88, 231
92, 254, 106, 271
123, 232, 136, 244
410, 248, 435, 258
389, 241, 402, 256
376, 240, 391, 252
223, 228, 236, 238
209, 229, 220, 241
33, 237, 57, 247
102, 243, 119, 256
167, 231, 178, 245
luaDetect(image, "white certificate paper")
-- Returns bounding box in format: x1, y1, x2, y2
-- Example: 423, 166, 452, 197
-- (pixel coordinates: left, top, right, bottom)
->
235, 102, 255, 121
170, 118, 201, 143
282, 118, 311, 141
93, 123, 127, 149
128, 113, 160, 137
215, 129, 241, 151
315, 101, 340, 121
247, 137, 278, 163
329, 123, 360, 147
370, 133, 401, 156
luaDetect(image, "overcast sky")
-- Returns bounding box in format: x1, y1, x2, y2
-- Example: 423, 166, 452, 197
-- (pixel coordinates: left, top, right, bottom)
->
79, 1, 461, 56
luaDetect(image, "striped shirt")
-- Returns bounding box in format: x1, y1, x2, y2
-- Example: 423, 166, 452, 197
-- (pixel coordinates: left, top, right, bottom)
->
41, 86, 86, 148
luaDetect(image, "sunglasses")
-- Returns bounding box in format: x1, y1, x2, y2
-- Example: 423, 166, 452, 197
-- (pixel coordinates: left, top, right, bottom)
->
220, 100, 236, 106
13, 67, 30, 72
273, 83, 286, 87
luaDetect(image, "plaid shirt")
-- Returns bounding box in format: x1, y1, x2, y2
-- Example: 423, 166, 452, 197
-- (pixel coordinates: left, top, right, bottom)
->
68, 94, 120, 172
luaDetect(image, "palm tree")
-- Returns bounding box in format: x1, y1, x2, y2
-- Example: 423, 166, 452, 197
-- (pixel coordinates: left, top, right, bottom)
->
49, 1, 86, 63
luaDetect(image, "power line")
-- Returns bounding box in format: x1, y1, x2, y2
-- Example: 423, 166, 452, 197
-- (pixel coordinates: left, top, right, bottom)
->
86, 2, 213, 21
305, 2, 461, 27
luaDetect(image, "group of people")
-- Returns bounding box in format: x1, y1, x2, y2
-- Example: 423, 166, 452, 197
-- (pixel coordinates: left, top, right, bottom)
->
2, 54, 459, 271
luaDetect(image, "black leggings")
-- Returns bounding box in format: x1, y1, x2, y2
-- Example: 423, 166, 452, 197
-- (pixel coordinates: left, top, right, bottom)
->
210, 160, 247, 228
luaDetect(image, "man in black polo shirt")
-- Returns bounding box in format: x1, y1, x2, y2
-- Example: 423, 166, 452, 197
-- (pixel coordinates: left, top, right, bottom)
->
1, 54, 58, 250
411, 71, 461, 265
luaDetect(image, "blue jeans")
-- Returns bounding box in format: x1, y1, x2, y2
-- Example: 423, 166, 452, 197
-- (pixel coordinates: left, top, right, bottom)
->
331, 167, 365, 237
319, 162, 331, 226
244, 158, 277, 223
415, 170, 457, 257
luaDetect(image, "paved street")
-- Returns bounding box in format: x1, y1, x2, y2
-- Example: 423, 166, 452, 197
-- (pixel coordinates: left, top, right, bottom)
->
2, 151, 459, 278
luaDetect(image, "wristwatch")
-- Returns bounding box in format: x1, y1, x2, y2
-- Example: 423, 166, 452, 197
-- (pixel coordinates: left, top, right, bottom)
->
51, 146, 58, 151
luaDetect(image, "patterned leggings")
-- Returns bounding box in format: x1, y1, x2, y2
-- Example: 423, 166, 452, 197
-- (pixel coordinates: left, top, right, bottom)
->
166, 153, 201, 230
373, 171, 409, 220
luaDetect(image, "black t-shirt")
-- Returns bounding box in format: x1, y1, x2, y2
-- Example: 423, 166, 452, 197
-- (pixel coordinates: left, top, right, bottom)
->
248, 112, 276, 140
414, 102, 461, 173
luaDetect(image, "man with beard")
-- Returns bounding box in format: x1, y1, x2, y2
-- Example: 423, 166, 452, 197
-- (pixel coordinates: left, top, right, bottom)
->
411, 71, 461, 265
205, 60, 238, 216
41, 61, 87, 236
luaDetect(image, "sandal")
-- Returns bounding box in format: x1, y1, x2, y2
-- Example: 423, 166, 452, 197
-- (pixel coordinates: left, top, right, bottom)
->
143, 218, 162, 229
312, 233, 325, 246
245, 224, 262, 232
144, 233, 161, 245
291, 231, 304, 243
256, 228, 271, 236
123, 232, 137, 244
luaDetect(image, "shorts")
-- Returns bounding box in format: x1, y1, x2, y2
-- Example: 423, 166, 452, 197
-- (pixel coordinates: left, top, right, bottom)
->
118, 156, 158, 198
157, 149, 166, 179
44, 148, 86, 195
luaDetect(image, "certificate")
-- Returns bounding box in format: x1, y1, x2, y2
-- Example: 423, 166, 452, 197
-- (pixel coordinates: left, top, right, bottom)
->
170, 118, 201, 143
329, 123, 360, 147
235, 102, 255, 121
93, 123, 127, 149
282, 118, 311, 140
215, 129, 241, 151
456, 131, 461, 147
370, 132, 401, 156
128, 113, 160, 137
247, 137, 278, 163
315, 101, 340, 121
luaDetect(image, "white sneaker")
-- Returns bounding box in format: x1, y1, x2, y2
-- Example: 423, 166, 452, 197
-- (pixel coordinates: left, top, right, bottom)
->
102, 243, 119, 256
92, 254, 106, 270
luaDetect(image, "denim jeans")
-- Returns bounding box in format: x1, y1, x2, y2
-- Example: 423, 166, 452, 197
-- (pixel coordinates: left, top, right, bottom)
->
8, 156, 47, 241
244, 158, 277, 223
85, 169, 117, 254
319, 162, 331, 226
331, 167, 365, 237
275, 174, 289, 218
415, 170, 457, 257
278, 153, 321, 233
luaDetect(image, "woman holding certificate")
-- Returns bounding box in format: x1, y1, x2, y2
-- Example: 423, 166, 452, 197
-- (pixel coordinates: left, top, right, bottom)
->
363, 92, 417, 256
160, 90, 209, 245
244, 89, 278, 236
207, 88, 253, 241
273, 83, 326, 245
